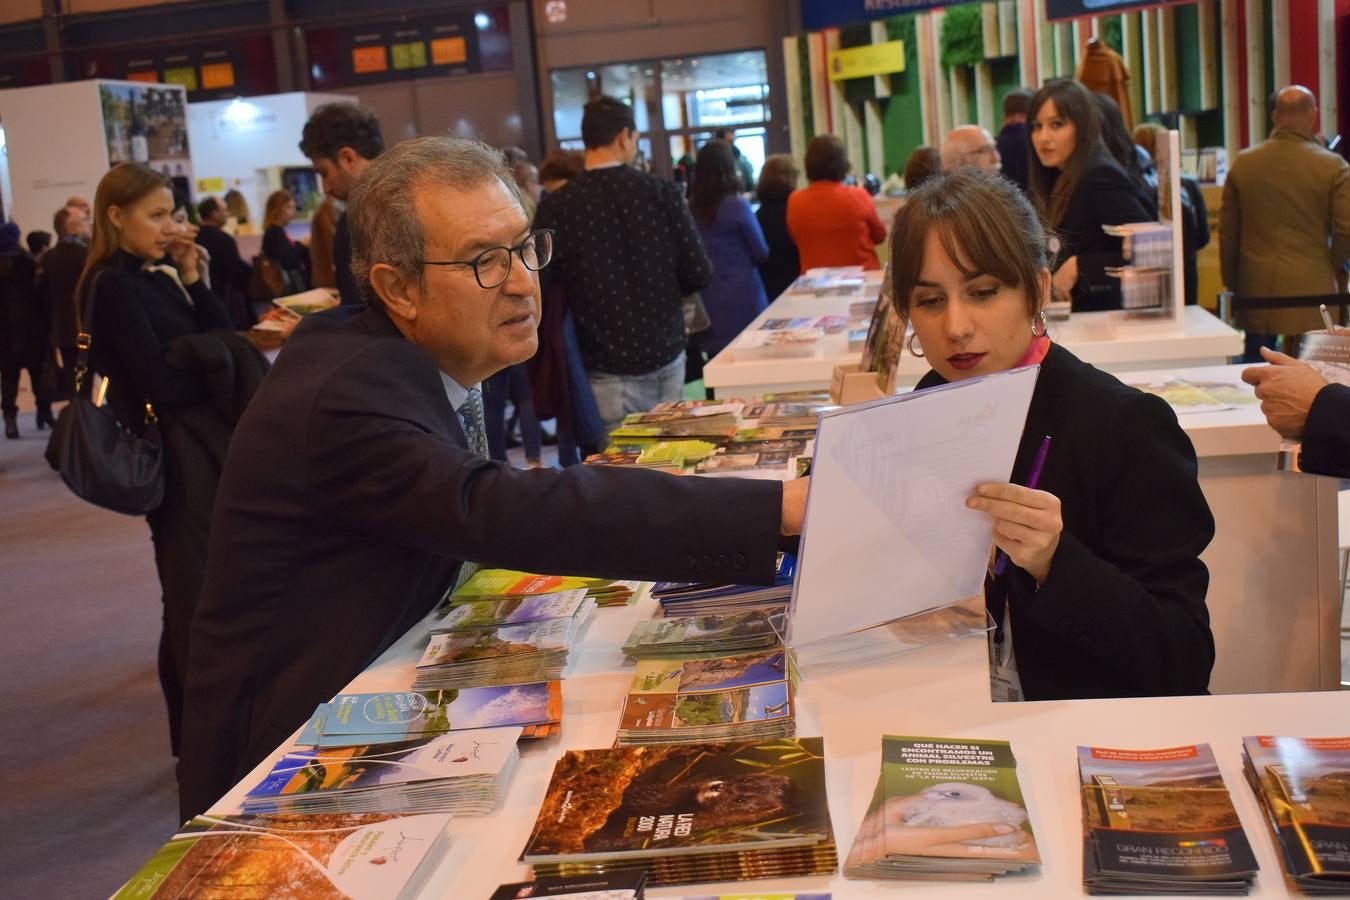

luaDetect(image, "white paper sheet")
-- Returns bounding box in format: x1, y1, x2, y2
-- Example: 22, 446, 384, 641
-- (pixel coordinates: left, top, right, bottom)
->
788, 365, 1039, 647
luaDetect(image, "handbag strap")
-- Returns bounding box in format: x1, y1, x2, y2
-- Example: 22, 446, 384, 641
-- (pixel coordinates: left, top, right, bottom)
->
75, 267, 158, 424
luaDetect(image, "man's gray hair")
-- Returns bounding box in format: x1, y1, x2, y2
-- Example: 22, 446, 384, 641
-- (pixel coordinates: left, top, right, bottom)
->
347, 135, 517, 306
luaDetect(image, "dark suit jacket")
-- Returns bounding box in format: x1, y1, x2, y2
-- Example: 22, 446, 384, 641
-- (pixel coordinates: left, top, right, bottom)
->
179, 304, 784, 818
1301, 383, 1350, 478
916, 343, 1215, 700
755, 195, 801, 301
196, 225, 251, 299
1052, 152, 1156, 312
334, 211, 362, 306
997, 121, 1029, 192
36, 239, 87, 348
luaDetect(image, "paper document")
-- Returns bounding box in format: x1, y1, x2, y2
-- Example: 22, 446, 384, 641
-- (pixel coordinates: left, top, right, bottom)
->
789, 366, 1039, 646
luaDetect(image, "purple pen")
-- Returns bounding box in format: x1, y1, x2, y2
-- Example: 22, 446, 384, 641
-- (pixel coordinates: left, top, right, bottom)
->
993, 434, 1052, 576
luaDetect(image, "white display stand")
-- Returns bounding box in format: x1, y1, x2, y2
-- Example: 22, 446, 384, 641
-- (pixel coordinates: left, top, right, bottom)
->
186, 91, 355, 225
703, 286, 1242, 398
201, 588, 1348, 899
0, 79, 190, 236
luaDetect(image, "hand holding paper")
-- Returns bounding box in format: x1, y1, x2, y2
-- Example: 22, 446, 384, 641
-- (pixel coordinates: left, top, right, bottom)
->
968, 483, 1063, 583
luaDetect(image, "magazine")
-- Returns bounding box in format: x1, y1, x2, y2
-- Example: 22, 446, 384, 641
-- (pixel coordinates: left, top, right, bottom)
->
1079, 743, 1258, 894
520, 738, 837, 886
113, 812, 451, 900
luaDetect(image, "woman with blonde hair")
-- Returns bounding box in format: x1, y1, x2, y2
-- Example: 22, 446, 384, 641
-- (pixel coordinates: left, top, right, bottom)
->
77, 162, 234, 754
261, 189, 309, 292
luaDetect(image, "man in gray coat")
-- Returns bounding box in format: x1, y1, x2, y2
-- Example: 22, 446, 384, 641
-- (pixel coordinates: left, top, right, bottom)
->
1221, 85, 1350, 361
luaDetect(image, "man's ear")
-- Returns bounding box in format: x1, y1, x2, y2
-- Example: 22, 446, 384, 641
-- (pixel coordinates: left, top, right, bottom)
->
336, 146, 362, 171
370, 263, 417, 324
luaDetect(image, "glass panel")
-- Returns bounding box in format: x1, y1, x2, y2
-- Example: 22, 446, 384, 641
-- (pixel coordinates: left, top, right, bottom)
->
550, 61, 655, 140
659, 50, 770, 130
668, 127, 767, 188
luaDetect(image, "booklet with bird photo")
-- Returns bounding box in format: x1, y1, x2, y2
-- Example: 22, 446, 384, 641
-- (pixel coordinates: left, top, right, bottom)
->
844, 735, 1039, 881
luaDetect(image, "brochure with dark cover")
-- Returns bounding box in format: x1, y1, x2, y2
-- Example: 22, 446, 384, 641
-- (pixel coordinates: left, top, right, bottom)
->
844, 735, 1039, 881
1241, 735, 1350, 894
112, 812, 451, 900
1078, 744, 1258, 895
488, 869, 647, 899
520, 738, 836, 886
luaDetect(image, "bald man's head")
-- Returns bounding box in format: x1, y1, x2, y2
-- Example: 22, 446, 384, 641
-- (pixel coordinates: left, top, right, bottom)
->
1272, 85, 1317, 133
941, 125, 1001, 174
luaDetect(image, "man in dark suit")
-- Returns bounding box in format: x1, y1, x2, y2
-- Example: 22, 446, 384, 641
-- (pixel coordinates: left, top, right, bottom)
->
299, 102, 384, 307
195, 197, 254, 327
35, 205, 89, 400
1244, 347, 1350, 478
178, 136, 807, 819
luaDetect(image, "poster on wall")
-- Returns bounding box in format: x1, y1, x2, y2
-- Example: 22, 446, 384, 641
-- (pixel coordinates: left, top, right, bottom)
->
1044, 0, 1192, 21
99, 83, 192, 187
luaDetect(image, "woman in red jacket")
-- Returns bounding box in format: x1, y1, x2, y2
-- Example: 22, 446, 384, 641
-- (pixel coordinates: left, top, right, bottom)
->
786, 135, 887, 271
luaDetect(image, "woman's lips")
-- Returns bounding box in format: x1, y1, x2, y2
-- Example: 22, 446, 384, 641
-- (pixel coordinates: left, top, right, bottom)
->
947, 352, 986, 371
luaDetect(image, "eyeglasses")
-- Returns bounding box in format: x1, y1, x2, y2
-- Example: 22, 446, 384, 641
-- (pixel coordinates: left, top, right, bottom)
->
418, 228, 555, 289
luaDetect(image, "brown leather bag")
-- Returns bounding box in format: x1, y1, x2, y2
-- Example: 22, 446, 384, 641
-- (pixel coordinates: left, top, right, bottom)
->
247, 255, 286, 303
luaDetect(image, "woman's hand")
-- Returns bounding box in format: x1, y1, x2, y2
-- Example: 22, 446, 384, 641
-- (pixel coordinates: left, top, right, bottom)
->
168, 225, 201, 285
1051, 255, 1079, 299
967, 482, 1063, 583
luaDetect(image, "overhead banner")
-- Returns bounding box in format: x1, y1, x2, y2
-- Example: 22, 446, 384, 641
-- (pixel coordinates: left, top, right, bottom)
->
828, 40, 906, 81
802, 0, 967, 30
344, 15, 481, 84
1045, 0, 1194, 21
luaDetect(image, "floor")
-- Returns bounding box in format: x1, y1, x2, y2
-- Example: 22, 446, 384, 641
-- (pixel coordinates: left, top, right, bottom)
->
2, 379, 1347, 899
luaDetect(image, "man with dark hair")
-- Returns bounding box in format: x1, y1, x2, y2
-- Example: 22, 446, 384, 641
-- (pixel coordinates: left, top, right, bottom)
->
299, 102, 386, 306
534, 96, 712, 433
178, 135, 805, 818
195, 196, 255, 327
997, 87, 1033, 191
35, 204, 89, 399
25, 231, 51, 258
1223, 85, 1350, 361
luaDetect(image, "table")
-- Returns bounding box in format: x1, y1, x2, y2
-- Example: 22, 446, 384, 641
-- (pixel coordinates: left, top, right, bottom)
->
703, 286, 1245, 397
1117, 365, 1343, 695
208, 589, 1349, 898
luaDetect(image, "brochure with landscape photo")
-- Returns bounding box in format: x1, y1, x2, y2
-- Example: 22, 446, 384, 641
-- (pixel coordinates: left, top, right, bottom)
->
433, 590, 590, 632
623, 609, 784, 658
448, 569, 636, 607
299, 685, 561, 747
1078, 743, 1258, 893
1241, 735, 1350, 891
113, 812, 451, 900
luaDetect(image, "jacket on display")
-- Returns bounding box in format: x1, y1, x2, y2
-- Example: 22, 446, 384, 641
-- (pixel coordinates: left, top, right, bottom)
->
179, 303, 786, 819
1076, 39, 1134, 128
916, 343, 1215, 700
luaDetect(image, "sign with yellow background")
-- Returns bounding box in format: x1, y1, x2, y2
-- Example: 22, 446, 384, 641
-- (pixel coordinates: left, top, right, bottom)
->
827, 40, 905, 82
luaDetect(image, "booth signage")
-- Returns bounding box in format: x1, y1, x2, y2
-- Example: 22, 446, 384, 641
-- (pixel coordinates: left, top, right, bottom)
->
802, 0, 967, 30
827, 40, 905, 81
343, 15, 481, 84
1045, 0, 1191, 21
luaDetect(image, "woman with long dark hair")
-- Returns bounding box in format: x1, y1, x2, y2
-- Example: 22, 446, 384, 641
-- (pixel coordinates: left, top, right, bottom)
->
1089, 91, 1156, 215
77, 162, 234, 756
1027, 79, 1155, 311
689, 140, 769, 356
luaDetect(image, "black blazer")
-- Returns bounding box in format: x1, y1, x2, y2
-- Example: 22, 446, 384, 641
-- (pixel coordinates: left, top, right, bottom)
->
196, 225, 251, 296
755, 195, 801, 300
916, 343, 1215, 700
179, 304, 785, 818
1052, 152, 1156, 312
36, 239, 87, 348
1301, 383, 1350, 478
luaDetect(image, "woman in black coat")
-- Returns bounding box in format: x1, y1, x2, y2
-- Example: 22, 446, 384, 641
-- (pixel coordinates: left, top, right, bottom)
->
0, 222, 52, 437
754, 154, 802, 300
261, 189, 309, 293
894, 170, 1214, 701
1028, 80, 1156, 312
79, 163, 233, 755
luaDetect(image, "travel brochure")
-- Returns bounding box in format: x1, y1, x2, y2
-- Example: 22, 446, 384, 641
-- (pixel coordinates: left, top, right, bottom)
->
1124, 373, 1259, 415
412, 614, 587, 690
616, 649, 795, 746
114, 812, 452, 900
520, 738, 837, 886
489, 870, 649, 899
447, 568, 638, 608
1078, 743, 1258, 894
845, 735, 1040, 881
623, 609, 785, 659
298, 686, 563, 747
243, 727, 522, 817
432, 590, 592, 633
1241, 735, 1350, 893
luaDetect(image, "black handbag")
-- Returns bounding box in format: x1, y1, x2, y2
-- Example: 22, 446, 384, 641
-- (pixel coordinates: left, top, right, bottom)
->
45, 271, 165, 515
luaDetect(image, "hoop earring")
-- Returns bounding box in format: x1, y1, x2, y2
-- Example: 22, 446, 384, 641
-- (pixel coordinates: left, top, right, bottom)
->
1030, 310, 1049, 338
906, 332, 925, 358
